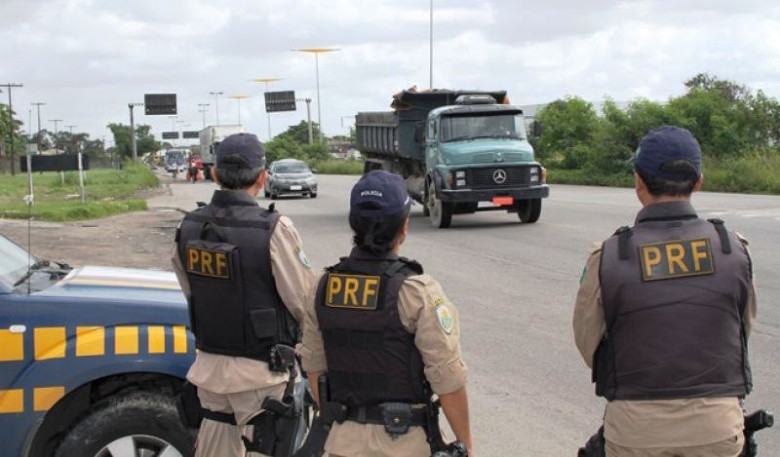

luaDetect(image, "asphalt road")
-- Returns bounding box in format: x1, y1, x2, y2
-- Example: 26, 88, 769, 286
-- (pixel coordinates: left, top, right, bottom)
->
151, 174, 780, 456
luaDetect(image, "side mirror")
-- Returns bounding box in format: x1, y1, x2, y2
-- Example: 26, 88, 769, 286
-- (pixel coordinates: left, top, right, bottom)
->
311, 168, 318, 174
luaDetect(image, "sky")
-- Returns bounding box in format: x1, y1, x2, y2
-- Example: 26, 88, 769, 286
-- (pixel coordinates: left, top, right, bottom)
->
1, 0, 779, 147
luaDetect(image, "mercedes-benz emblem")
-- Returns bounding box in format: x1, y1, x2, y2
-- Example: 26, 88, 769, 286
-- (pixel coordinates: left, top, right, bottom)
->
493, 169, 507, 184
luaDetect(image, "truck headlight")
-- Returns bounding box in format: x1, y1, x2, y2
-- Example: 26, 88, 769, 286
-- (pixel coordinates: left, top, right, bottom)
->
530, 175, 539, 183
455, 170, 465, 178
456, 179, 466, 187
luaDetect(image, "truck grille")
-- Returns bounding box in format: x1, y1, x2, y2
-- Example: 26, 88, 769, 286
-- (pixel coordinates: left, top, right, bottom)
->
466, 166, 536, 188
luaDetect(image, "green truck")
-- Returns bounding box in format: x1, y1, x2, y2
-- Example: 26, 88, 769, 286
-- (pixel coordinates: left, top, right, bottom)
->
356, 89, 550, 228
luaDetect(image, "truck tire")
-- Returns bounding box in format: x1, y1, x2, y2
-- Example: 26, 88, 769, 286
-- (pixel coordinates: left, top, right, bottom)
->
515, 198, 542, 223
55, 392, 194, 457
428, 181, 452, 229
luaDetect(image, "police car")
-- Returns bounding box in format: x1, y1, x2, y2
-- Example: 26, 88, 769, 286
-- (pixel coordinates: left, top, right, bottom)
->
0, 234, 195, 457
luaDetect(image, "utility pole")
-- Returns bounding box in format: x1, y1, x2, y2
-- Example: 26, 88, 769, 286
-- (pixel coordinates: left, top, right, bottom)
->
209, 91, 223, 125
49, 119, 63, 152
197, 103, 209, 129
1, 83, 23, 176
296, 98, 313, 144
128, 102, 143, 161
31, 102, 45, 153
66, 125, 77, 154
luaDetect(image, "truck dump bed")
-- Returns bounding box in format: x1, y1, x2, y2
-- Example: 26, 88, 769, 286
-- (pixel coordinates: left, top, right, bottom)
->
356, 89, 509, 162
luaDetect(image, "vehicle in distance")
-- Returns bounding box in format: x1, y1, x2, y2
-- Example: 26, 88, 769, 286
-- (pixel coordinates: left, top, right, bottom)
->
199, 124, 245, 179
0, 234, 196, 456
164, 149, 189, 176
264, 159, 318, 199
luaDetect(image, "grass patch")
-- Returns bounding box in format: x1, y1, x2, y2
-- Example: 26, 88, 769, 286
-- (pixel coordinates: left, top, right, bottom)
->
0, 161, 158, 221
309, 159, 363, 175
546, 153, 780, 195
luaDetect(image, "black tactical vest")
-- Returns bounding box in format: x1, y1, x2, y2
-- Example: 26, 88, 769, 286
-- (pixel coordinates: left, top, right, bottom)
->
176, 191, 298, 361
315, 251, 428, 407
595, 202, 752, 400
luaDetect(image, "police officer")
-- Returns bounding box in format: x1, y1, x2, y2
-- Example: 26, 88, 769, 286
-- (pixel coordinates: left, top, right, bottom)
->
299, 170, 473, 457
172, 133, 314, 457
573, 126, 757, 457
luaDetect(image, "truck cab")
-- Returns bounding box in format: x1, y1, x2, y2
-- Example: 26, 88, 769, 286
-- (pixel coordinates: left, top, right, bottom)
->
357, 89, 550, 228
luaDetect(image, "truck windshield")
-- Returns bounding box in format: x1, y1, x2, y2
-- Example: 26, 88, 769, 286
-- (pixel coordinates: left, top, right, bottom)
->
440, 113, 527, 142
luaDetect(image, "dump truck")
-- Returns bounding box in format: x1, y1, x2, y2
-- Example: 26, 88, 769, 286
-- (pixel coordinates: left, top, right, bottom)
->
356, 89, 550, 228
198, 125, 245, 179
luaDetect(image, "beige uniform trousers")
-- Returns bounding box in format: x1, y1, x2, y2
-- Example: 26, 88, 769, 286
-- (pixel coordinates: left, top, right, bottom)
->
605, 433, 744, 457
194, 383, 286, 457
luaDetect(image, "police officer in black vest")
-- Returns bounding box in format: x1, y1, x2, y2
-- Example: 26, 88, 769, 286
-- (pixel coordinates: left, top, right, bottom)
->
172, 133, 314, 457
299, 170, 473, 457
573, 126, 757, 457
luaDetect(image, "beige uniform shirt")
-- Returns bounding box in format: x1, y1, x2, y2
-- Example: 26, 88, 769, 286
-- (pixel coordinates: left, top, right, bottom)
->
299, 270, 468, 457
573, 237, 757, 448
172, 214, 315, 394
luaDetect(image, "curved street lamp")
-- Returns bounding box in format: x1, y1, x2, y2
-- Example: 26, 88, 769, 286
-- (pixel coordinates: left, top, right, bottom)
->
229, 95, 250, 125
293, 48, 340, 141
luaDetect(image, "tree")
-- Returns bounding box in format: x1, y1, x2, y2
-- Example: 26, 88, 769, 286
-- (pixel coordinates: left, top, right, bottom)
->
535, 97, 599, 168
264, 136, 306, 164
107, 123, 160, 159
276, 120, 322, 145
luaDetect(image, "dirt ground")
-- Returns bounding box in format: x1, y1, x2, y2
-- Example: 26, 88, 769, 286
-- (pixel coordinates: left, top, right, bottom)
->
0, 180, 185, 271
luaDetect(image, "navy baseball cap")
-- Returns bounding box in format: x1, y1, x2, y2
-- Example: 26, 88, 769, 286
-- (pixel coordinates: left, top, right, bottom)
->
216, 133, 265, 170
350, 170, 412, 218
632, 126, 701, 181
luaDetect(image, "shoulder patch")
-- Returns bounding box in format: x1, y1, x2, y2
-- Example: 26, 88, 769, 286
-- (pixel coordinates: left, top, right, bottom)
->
296, 246, 312, 269
434, 303, 454, 334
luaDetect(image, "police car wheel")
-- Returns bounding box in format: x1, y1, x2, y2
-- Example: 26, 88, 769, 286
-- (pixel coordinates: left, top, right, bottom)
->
55, 392, 194, 457
309, 192, 317, 198
264, 189, 271, 198
515, 198, 542, 223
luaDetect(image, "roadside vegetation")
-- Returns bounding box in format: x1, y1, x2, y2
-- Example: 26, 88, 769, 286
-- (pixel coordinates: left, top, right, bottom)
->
0, 161, 155, 221
533, 73, 780, 195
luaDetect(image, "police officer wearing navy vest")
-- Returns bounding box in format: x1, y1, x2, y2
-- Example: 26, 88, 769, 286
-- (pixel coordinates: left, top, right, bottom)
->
299, 170, 473, 457
573, 126, 757, 457
172, 133, 314, 457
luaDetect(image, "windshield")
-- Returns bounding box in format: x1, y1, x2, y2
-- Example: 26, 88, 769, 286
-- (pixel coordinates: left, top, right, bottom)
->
0, 235, 38, 288
440, 113, 527, 142
274, 163, 310, 174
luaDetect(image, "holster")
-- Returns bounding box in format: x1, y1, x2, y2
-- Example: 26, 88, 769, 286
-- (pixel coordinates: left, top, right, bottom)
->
577, 426, 605, 457
176, 381, 203, 428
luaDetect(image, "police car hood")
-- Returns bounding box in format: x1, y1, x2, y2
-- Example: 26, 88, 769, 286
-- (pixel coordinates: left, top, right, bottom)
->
38, 265, 187, 306
440, 139, 534, 166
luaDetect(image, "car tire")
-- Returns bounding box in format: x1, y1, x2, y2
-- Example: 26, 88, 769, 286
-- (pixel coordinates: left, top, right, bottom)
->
264, 190, 270, 198
310, 192, 317, 199
54, 392, 194, 457
428, 181, 452, 229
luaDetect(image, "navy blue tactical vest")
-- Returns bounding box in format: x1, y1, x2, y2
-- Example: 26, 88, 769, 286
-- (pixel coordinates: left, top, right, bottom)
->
177, 191, 298, 361
595, 202, 752, 400
315, 251, 428, 407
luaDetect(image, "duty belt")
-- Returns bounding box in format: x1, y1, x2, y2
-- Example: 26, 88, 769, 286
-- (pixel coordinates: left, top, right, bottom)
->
346, 404, 427, 426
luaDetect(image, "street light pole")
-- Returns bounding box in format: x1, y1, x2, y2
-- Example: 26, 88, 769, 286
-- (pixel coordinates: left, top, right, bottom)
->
197, 103, 210, 129
128, 102, 143, 162
252, 78, 282, 141
66, 125, 77, 154
209, 91, 224, 125
430, 0, 434, 89
293, 48, 340, 142
229, 95, 250, 125
1, 83, 23, 176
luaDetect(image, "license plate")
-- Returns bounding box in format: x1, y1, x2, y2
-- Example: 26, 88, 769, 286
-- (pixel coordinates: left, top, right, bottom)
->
492, 196, 513, 206
290, 185, 302, 191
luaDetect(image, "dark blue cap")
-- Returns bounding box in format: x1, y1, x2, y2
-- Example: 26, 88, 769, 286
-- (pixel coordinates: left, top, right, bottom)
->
633, 126, 701, 181
350, 170, 412, 217
216, 133, 265, 170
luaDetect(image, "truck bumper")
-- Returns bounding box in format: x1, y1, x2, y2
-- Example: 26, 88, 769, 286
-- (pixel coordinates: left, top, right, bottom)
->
440, 184, 550, 203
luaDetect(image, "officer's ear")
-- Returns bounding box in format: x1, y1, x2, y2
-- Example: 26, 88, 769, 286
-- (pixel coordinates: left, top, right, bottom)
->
693, 173, 704, 193
256, 169, 268, 187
